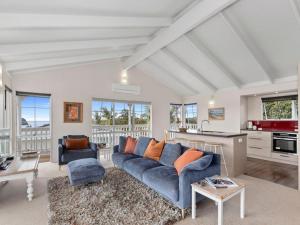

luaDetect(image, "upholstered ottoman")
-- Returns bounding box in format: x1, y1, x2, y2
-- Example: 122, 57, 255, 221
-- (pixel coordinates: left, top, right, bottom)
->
67, 158, 105, 186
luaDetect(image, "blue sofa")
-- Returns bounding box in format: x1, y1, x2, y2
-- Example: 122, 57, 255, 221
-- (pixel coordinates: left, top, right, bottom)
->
112, 136, 220, 216
58, 135, 98, 168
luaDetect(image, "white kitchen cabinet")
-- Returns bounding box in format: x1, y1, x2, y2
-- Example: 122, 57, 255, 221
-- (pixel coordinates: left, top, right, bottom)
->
244, 131, 272, 158
241, 130, 298, 165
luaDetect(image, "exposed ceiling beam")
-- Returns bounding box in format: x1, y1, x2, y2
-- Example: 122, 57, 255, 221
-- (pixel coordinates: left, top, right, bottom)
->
123, 0, 239, 70
220, 13, 274, 83
137, 60, 196, 96
0, 37, 149, 56
290, 0, 300, 26
161, 48, 217, 92
146, 59, 199, 95
185, 33, 241, 88
6, 50, 133, 72
0, 13, 172, 29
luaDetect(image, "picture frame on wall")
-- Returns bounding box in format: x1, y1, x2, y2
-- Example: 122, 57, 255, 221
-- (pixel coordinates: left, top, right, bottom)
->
208, 107, 225, 120
64, 102, 83, 123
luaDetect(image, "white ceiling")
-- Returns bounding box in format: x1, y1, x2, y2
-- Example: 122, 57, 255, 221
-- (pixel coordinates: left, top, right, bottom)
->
0, 0, 299, 96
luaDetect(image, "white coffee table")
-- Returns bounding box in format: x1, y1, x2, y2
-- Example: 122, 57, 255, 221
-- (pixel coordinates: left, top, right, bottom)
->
0, 155, 40, 201
191, 178, 245, 225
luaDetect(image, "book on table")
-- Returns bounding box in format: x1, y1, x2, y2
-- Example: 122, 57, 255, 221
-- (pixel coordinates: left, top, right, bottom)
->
205, 176, 238, 189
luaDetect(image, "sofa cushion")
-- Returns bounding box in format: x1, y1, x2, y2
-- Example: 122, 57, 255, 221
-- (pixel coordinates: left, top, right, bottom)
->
118, 136, 127, 153
112, 152, 141, 168
144, 139, 165, 161
124, 136, 137, 154
143, 166, 179, 201
174, 148, 204, 174
182, 154, 213, 173
159, 143, 181, 167
134, 137, 152, 156
123, 157, 161, 181
61, 149, 96, 163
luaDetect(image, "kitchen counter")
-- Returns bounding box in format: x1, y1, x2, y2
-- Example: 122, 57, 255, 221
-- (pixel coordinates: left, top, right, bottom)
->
169, 130, 247, 138
241, 129, 298, 133
169, 130, 247, 177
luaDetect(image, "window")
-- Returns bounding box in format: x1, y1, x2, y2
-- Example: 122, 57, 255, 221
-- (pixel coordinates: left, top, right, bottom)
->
170, 104, 183, 126
184, 103, 197, 124
92, 99, 151, 131
18, 95, 51, 128
92, 100, 113, 125
262, 95, 298, 120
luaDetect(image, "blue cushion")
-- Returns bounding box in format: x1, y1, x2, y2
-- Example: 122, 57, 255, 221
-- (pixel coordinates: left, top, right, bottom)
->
181, 155, 213, 173
123, 158, 161, 181
118, 136, 127, 153
67, 158, 105, 186
112, 152, 141, 168
134, 137, 152, 156
61, 149, 97, 163
143, 166, 179, 201
159, 143, 181, 167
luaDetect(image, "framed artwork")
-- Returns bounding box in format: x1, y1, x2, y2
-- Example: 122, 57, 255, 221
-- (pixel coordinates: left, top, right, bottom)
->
64, 102, 83, 123
208, 107, 225, 120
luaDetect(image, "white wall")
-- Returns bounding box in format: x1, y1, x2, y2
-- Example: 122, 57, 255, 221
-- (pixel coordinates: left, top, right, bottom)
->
12, 60, 181, 162
183, 89, 242, 132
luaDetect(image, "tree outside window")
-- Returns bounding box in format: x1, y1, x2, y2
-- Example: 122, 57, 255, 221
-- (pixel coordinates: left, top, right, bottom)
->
262, 95, 298, 120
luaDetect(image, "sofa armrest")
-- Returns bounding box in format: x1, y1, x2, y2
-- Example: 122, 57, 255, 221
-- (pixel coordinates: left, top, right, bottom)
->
90, 142, 98, 152
178, 155, 221, 209
113, 145, 119, 153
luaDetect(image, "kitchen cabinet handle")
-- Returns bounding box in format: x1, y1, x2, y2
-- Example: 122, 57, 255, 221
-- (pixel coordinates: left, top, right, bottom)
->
249, 137, 262, 140
279, 154, 289, 158
249, 146, 263, 150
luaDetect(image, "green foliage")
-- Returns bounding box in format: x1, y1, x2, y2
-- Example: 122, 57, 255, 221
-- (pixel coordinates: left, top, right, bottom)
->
263, 100, 297, 120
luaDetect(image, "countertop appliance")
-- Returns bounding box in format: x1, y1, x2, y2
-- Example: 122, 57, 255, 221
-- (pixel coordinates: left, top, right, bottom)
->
273, 132, 298, 154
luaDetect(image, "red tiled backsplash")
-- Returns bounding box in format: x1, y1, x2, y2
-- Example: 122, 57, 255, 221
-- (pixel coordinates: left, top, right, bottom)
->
251, 120, 298, 132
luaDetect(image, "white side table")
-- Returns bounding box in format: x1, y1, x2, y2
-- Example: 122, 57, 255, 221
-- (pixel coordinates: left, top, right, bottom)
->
191, 179, 245, 225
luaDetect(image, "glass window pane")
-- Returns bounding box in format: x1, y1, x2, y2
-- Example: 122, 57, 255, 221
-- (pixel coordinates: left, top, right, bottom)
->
35, 108, 50, 127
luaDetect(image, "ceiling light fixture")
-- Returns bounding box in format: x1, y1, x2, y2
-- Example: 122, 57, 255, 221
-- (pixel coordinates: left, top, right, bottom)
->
208, 95, 215, 107
121, 69, 128, 84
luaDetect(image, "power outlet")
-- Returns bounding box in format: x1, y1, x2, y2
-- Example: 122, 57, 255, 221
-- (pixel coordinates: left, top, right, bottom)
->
238, 138, 243, 143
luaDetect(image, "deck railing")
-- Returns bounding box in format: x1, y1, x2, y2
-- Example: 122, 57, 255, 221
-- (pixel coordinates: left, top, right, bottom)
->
0, 128, 11, 156
91, 124, 151, 146
16, 127, 51, 155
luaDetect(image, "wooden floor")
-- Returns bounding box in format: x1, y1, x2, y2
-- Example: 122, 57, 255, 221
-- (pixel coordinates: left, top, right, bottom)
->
245, 157, 298, 189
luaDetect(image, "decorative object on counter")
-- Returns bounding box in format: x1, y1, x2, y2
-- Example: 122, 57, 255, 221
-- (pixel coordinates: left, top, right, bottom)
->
64, 102, 83, 123
97, 143, 107, 149
179, 127, 187, 133
208, 107, 225, 120
247, 121, 253, 129
252, 125, 257, 130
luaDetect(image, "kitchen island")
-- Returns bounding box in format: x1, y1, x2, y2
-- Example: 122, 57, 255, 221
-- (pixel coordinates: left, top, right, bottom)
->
169, 130, 247, 177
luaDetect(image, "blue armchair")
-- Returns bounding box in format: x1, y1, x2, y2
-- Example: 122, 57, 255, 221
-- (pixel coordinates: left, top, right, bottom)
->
58, 135, 98, 169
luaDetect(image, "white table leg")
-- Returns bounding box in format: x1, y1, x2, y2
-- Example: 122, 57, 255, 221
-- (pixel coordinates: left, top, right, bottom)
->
192, 187, 196, 219
26, 176, 34, 201
218, 201, 223, 225
240, 188, 245, 219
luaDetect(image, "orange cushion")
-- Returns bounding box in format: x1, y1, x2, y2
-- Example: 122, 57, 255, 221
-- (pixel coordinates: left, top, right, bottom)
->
174, 148, 204, 174
144, 139, 165, 161
124, 136, 137, 154
65, 138, 89, 150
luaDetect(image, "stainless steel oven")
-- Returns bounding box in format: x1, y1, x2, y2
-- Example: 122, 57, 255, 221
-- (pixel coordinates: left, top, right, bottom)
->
272, 132, 298, 154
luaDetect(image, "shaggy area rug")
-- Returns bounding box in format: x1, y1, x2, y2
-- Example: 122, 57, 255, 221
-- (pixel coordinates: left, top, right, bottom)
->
48, 168, 185, 225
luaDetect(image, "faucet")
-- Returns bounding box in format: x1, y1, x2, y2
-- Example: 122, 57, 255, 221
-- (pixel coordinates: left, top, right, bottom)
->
198, 120, 210, 132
